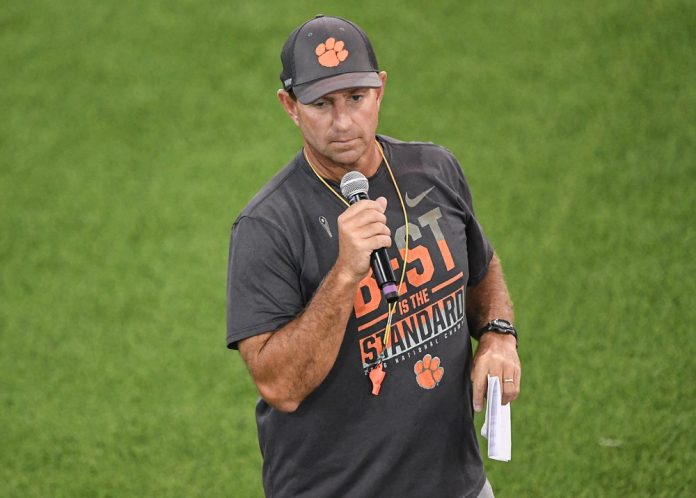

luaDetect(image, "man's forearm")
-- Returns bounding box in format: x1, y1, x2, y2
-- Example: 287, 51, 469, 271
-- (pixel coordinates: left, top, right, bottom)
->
466, 253, 514, 331
467, 253, 521, 409
239, 265, 358, 412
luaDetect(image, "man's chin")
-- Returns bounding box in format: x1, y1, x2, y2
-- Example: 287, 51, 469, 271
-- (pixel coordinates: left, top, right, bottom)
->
327, 143, 366, 165
331, 153, 362, 169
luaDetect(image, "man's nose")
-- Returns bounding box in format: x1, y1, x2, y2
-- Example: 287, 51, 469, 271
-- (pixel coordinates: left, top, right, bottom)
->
331, 101, 352, 131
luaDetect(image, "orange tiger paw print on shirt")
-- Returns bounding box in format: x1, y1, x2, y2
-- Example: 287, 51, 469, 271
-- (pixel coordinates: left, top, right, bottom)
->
315, 37, 349, 67
414, 354, 444, 389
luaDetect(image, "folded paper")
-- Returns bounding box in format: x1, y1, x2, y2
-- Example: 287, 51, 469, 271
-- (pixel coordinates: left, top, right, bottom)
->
480, 375, 511, 461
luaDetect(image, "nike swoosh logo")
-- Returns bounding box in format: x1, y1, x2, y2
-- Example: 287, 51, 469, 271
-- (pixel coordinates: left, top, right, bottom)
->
405, 187, 435, 208
318, 216, 332, 238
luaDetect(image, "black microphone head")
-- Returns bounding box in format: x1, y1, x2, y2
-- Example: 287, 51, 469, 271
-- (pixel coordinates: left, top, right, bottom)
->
340, 171, 369, 200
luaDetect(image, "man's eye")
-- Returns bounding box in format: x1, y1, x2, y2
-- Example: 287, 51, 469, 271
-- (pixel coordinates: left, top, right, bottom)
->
313, 101, 327, 108
351, 94, 364, 102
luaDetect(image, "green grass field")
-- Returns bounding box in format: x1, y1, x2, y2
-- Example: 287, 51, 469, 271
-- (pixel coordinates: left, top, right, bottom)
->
1, 0, 694, 496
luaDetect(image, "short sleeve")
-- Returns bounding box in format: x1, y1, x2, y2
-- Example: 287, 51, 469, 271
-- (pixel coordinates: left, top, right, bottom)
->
453, 162, 494, 287
226, 216, 304, 349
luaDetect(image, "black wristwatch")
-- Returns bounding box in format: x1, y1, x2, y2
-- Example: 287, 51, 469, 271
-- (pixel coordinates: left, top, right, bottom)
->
476, 319, 518, 346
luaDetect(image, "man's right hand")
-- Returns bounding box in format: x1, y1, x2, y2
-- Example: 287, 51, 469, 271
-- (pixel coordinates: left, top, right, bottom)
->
334, 196, 391, 283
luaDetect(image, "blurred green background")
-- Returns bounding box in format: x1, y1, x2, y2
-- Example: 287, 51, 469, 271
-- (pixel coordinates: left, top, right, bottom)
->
1, 0, 694, 496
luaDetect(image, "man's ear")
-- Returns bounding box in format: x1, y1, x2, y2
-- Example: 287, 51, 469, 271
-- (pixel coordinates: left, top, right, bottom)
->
376, 71, 388, 108
277, 89, 300, 126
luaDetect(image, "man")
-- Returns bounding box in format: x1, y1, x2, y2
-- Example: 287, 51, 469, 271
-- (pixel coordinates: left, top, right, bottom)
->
227, 15, 521, 497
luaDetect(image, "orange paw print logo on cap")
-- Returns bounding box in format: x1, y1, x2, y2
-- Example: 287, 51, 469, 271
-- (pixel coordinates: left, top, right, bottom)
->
414, 354, 444, 389
315, 37, 349, 68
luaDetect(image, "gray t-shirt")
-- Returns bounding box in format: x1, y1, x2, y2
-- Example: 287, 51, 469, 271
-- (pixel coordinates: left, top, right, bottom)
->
227, 135, 494, 497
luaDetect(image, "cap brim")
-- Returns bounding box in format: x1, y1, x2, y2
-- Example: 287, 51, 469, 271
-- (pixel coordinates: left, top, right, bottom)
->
294, 72, 382, 104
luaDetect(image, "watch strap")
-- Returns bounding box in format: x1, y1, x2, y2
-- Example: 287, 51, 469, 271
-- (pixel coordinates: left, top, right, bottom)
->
474, 319, 518, 346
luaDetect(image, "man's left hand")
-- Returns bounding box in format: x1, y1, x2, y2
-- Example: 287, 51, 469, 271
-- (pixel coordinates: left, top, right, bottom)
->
471, 333, 521, 412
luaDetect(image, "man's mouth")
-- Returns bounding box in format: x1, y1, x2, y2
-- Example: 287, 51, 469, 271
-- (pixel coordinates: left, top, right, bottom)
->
332, 137, 358, 145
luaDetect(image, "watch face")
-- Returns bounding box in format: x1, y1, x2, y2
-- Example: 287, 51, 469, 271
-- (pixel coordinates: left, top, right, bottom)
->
493, 319, 512, 329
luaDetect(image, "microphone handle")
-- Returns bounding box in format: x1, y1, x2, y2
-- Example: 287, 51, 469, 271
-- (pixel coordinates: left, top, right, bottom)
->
347, 193, 399, 304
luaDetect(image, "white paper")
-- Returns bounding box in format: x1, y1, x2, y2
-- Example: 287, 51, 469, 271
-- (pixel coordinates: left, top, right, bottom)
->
480, 375, 511, 461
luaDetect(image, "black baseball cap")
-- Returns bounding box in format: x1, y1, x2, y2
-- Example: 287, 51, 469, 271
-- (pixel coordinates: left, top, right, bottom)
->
280, 15, 381, 104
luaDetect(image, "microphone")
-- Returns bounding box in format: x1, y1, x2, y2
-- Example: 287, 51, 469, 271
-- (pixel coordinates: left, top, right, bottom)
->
340, 171, 399, 304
